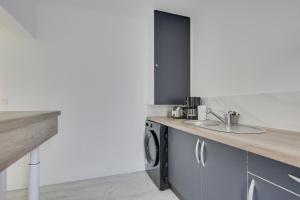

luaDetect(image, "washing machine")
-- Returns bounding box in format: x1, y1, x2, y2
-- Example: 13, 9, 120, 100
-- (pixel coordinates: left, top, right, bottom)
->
144, 120, 169, 190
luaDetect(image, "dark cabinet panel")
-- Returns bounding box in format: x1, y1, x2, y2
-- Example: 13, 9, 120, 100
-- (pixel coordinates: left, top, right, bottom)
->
168, 128, 202, 200
248, 174, 300, 200
168, 127, 248, 200
202, 140, 247, 200
248, 153, 300, 195
154, 10, 190, 105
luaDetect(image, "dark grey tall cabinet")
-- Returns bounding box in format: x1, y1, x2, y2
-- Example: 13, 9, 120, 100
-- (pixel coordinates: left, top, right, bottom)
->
154, 10, 190, 105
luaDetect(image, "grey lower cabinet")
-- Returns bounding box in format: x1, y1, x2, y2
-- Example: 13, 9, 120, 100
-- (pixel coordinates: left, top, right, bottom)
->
247, 153, 300, 200
168, 127, 202, 200
248, 174, 300, 200
168, 127, 247, 200
202, 139, 247, 200
248, 153, 300, 195
167, 126, 300, 200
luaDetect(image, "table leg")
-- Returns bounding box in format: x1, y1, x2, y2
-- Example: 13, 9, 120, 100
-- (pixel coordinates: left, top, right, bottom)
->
0, 170, 6, 200
28, 148, 40, 200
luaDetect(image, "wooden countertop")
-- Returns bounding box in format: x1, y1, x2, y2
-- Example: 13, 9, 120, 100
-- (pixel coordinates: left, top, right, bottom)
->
148, 116, 300, 168
0, 111, 61, 172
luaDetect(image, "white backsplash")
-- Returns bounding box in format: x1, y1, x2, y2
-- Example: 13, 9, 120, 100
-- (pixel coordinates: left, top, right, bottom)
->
147, 104, 173, 117
147, 91, 300, 132
203, 91, 300, 132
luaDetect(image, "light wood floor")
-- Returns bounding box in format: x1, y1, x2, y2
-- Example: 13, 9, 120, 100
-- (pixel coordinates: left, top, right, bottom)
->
8, 171, 178, 200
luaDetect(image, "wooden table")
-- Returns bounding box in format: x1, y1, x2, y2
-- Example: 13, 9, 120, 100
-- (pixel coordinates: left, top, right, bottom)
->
0, 111, 61, 200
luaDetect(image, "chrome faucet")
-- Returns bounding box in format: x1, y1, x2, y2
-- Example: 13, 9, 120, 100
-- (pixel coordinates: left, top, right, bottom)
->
205, 108, 226, 124
205, 108, 239, 129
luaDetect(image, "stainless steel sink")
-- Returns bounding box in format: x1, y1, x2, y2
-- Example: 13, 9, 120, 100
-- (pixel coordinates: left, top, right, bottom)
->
184, 120, 265, 134
184, 120, 221, 127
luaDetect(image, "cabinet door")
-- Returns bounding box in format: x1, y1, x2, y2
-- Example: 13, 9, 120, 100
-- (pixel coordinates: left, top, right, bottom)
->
248, 153, 300, 195
248, 174, 300, 200
154, 10, 190, 105
202, 140, 247, 200
168, 128, 202, 200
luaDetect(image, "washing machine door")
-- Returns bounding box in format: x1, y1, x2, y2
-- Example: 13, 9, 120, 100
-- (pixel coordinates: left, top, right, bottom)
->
144, 130, 159, 167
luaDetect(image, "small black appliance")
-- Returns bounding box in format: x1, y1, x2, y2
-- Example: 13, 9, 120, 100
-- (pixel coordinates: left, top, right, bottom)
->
185, 97, 202, 120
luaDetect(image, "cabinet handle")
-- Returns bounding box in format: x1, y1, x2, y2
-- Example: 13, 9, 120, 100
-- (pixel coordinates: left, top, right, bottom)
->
195, 139, 200, 164
288, 174, 300, 184
200, 141, 206, 167
248, 179, 255, 200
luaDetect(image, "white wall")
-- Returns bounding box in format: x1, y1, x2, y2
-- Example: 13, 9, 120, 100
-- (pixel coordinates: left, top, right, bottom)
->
192, 0, 300, 131
0, 0, 200, 191
0, 0, 37, 36
0, 28, 5, 108
192, 0, 300, 97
